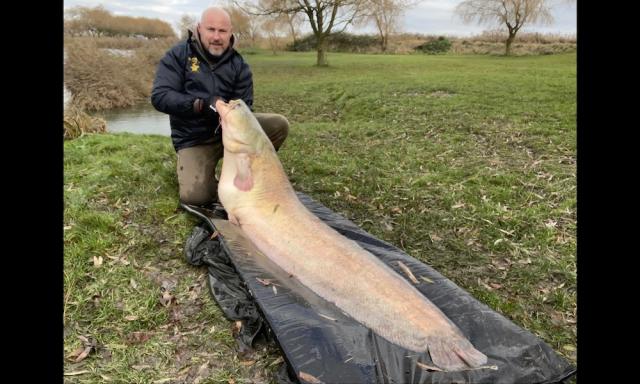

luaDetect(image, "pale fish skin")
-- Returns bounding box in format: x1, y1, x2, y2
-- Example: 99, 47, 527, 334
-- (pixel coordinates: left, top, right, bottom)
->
214, 99, 488, 371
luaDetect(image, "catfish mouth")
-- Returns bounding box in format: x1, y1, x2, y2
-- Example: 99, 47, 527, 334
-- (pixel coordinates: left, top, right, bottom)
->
216, 99, 253, 152
215, 99, 242, 120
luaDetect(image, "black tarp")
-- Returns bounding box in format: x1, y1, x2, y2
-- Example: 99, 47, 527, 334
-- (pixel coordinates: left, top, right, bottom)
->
184, 192, 576, 384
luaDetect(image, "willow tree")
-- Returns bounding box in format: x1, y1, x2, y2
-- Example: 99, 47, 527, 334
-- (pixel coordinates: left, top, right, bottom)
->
364, 0, 417, 53
237, 0, 364, 66
455, 0, 554, 56
228, 6, 263, 48
64, 5, 175, 38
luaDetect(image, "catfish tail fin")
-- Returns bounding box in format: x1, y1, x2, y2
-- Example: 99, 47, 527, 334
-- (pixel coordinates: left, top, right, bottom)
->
426, 335, 488, 371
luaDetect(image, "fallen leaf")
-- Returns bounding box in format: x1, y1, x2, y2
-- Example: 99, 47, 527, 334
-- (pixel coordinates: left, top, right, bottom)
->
124, 315, 139, 321
419, 276, 434, 284
396, 261, 418, 284
159, 291, 175, 307
550, 312, 564, 327
493, 238, 504, 245
318, 313, 337, 322
563, 345, 576, 352
416, 361, 443, 372
232, 321, 242, 337
299, 371, 324, 383
93, 256, 103, 267
197, 361, 210, 375
66, 346, 85, 360
77, 335, 89, 344
130, 279, 138, 290
478, 278, 493, 291
467, 365, 499, 371
64, 371, 91, 376
161, 280, 177, 291
74, 346, 92, 362
428, 233, 442, 242
256, 277, 274, 286
489, 283, 502, 289
451, 202, 465, 209
268, 356, 284, 367
127, 331, 151, 345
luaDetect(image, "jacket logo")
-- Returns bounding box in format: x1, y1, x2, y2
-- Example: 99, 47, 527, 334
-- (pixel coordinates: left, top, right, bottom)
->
189, 57, 200, 72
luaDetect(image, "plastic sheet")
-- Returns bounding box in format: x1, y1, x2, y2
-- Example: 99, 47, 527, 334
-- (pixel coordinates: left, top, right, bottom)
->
184, 192, 576, 383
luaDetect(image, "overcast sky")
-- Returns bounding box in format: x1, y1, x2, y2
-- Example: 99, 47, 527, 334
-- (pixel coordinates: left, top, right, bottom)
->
63, 0, 577, 37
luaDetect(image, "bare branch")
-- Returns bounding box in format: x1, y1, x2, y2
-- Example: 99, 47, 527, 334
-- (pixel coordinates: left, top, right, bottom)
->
454, 0, 557, 55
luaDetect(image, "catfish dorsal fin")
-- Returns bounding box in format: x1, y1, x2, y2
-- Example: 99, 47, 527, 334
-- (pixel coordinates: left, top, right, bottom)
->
234, 154, 253, 191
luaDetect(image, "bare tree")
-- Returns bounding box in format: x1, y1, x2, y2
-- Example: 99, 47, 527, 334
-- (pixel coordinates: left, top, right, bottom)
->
177, 14, 196, 39
228, 5, 262, 48
262, 16, 289, 54
363, 0, 416, 52
237, 0, 365, 66
455, 0, 554, 56
282, 10, 305, 45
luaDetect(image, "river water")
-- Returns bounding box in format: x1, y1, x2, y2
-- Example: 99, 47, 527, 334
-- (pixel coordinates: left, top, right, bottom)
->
98, 103, 171, 137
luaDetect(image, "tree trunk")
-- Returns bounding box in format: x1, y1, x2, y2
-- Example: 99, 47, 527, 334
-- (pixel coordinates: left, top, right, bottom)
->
505, 33, 516, 56
289, 23, 297, 46
382, 34, 388, 53
316, 34, 328, 66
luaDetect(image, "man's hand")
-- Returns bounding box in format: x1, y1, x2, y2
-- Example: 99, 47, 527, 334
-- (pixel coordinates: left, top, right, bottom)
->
193, 97, 227, 115
193, 98, 205, 114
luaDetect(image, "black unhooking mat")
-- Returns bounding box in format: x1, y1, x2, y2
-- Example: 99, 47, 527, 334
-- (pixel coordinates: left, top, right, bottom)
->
184, 192, 576, 384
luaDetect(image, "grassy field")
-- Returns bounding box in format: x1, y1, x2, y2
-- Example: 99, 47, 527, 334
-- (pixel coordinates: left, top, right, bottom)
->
64, 51, 576, 383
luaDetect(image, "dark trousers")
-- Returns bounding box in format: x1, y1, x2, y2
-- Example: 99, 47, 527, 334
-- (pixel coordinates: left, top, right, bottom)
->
176, 113, 289, 205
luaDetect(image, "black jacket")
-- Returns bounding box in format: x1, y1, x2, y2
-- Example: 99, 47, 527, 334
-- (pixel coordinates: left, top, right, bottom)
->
151, 30, 253, 151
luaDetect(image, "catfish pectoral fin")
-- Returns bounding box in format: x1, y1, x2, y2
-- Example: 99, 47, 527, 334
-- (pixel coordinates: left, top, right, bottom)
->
426, 335, 488, 371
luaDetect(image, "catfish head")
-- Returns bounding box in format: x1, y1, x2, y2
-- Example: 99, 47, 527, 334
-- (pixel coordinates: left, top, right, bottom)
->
215, 99, 286, 222
215, 99, 272, 155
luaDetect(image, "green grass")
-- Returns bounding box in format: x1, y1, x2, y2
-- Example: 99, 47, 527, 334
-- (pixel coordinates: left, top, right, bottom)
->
64, 51, 576, 382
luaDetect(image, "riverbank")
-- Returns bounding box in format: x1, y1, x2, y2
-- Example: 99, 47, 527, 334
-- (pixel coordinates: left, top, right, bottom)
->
63, 36, 177, 112
64, 52, 576, 382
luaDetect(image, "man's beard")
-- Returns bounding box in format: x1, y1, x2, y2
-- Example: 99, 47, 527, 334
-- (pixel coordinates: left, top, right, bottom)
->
207, 45, 225, 57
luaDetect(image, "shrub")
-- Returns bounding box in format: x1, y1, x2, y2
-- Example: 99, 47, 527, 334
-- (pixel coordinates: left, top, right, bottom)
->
64, 105, 107, 140
64, 36, 175, 111
414, 36, 452, 54
287, 32, 379, 53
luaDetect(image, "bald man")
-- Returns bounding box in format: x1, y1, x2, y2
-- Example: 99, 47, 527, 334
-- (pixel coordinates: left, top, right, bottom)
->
151, 7, 289, 212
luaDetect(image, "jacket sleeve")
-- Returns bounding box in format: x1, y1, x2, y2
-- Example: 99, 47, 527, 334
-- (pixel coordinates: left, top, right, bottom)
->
232, 61, 254, 111
151, 46, 199, 118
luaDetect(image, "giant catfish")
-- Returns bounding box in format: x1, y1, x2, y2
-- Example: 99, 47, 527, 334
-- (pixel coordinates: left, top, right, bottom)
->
214, 98, 488, 371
